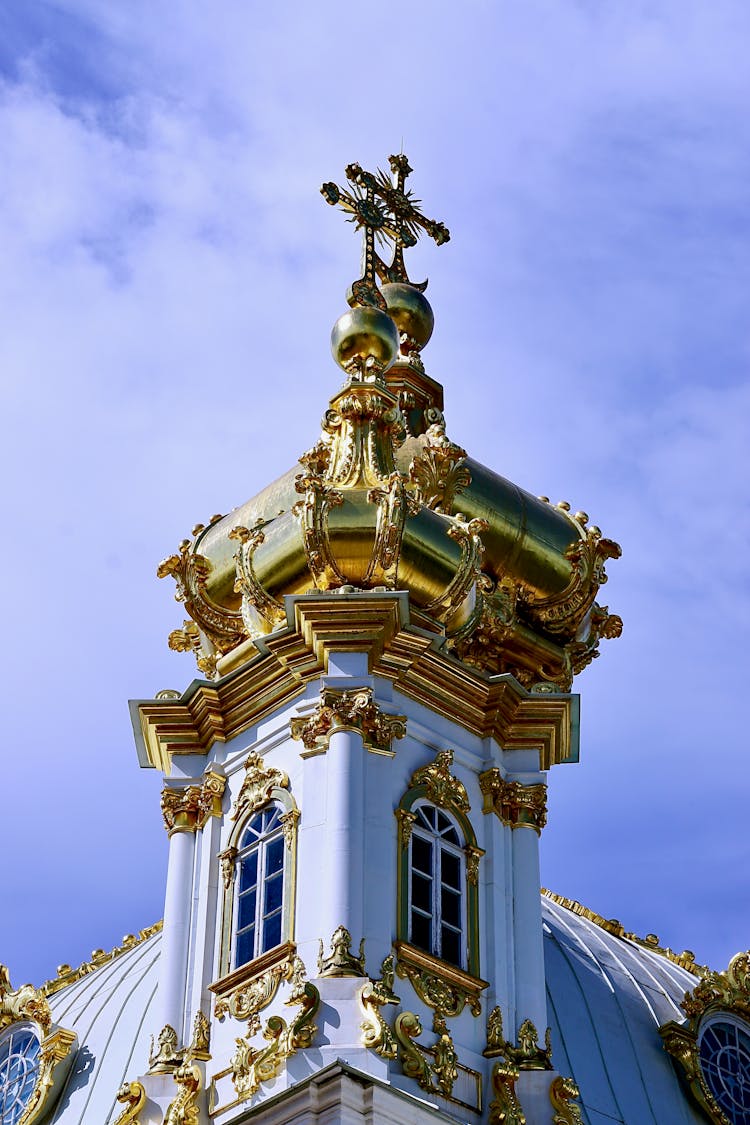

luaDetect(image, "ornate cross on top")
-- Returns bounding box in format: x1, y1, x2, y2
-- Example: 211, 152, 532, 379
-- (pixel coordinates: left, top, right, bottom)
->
321, 154, 450, 311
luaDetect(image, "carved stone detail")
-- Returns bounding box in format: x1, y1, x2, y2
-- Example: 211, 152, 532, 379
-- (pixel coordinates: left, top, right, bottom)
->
231, 752, 289, 823
409, 748, 469, 813
318, 926, 366, 978
479, 770, 547, 834
290, 687, 406, 755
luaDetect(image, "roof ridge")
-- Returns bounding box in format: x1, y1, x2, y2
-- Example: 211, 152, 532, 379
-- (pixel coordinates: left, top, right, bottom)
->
541, 889, 707, 978
42, 920, 163, 996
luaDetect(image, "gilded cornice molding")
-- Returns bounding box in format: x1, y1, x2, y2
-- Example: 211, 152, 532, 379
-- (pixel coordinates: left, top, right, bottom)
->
134, 592, 577, 774
409, 748, 469, 813
161, 770, 226, 836
542, 889, 706, 976
479, 769, 547, 834
660, 951, 750, 1125
42, 922, 162, 996
290, 686, 406, 756
230, 751, 289, 822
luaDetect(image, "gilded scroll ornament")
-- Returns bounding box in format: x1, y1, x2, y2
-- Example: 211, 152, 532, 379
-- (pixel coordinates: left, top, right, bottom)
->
219, 847, 238, 890
215, 956, 295, 1022
409, 748, 470, 814
161, 772, 226, 835
157, 539, 244, 656
290, 687, 406, 756
0, 967, 51, 1033
660, 950, 750, 1125
230, 524, 286, 638
394, 1011, 433, 1093
231, 751, 289, 822
394, 1011, 459, 1100
318, 926, 366, 978
520, 524, 621, 638
409, 419, 471, 513
395, 943, 484, 1018
113, 1081, 146, 1125
229, 963, 319, 1102
488, 1062, 526, 1125
423, 515, 490, 625
479, 770, 547, 834
163, 1062, 201, 1125
432, 1014, 459, 1098
366, 473, 421, 587
550, 1075, 584, 1125
291, 474, 346, 590
359, 956, 400, 1059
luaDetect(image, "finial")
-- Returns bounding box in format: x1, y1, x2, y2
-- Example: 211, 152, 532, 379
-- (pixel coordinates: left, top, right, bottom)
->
321, 154, 450, 309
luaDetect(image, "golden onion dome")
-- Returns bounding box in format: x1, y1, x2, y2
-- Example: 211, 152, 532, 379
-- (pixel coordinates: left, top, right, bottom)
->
158, 156, 621, 691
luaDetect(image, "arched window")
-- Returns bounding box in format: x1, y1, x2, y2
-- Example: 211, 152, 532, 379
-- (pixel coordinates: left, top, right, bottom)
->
409, 803, 466, 968
233, 804, 286, 968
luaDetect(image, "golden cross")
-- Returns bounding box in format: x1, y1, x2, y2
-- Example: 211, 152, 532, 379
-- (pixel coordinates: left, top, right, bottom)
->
321, 154, 450, 310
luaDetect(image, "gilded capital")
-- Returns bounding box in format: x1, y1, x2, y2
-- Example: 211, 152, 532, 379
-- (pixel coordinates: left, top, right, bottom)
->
161, 771, 226, 836
479, 769, 547, 834
290, 687, 406, 756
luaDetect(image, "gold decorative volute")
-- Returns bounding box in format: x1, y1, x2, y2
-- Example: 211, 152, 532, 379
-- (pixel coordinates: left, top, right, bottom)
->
163, 1061, 201, 1125
393, 1011, 459, 1100
479, 769, 547, 834
550, 1075, 584, 1125
395, 941, 487, 1018
409, 748, 470, 813
660, 950, 750, 1125
0, 966, 51, 1034
488, 1061, 526, 1125
318, 926, 366, 978
161, 771, 226, 836
113, 1081, 146, 1125
231, 751, 289, 822
157, 532, 244, 662
359, 955, 400, 1059
290, 686, 406, 756
230, 524, 286, 640
409, 414, 470, 513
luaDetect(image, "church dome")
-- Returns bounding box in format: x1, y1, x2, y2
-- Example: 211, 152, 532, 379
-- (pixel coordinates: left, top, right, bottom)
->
158, 158, 622, 693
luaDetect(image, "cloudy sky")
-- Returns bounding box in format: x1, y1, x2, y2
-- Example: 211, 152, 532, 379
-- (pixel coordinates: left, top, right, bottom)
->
1, 1, 748, 987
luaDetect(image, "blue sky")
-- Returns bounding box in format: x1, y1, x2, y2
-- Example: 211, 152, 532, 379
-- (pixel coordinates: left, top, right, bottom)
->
1, 1, 748, 986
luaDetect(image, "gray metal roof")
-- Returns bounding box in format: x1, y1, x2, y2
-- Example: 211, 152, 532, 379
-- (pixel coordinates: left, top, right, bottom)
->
48, 930, 160, 1125
543, 895, 703, 1125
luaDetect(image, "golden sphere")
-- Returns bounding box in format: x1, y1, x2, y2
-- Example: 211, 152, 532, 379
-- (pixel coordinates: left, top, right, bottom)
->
381, 283, 434, 349
331, 306, 400, 374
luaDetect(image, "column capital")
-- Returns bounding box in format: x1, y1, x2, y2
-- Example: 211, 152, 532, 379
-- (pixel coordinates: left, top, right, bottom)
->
479, 769, 547, 834
161, 770, 226, 836
290, 686, 406, 756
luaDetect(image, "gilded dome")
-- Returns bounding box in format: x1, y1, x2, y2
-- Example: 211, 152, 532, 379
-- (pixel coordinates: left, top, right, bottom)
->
158, 157, 621, 691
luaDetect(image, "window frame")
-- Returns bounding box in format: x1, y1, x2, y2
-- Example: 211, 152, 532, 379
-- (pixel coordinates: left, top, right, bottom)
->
408, 802, 468, 969
232, 805, 287, 969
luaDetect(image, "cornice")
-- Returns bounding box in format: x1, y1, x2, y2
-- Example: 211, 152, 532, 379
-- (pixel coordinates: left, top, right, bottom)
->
134, 592, 578, 775
542, 889, 706, 977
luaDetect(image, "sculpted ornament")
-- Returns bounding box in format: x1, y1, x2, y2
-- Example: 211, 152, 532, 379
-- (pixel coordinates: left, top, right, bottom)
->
423, 514, 491, 625
230, 524, 286, 638
157, 536, 244, 657
161, 772, 226, 835
409, 748, 470, 814
394, 1011, 458, 1099
229, 961, 319, 1103
488, 1062, 526, 1125
215, 956, 296, 1022
163, 1062, 201, 1125
359, 956, 400, 1059
231, 752, 289, 823
189, 1011, 210, 1060
290, 687, 406, 756
113, 1081, 146, 1125
520, 523, 621, 638
149, 1025, 183, 1072
409, 417, 471, 513
395, 944, 484, 1018
318, 926, 366, 978
479, 770, 548, 834
0, 967, 51, 1033
550, 1075, 584, 1125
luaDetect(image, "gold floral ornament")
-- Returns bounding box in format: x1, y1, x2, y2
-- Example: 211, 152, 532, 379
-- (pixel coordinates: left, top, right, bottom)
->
229, 959, 320, 1103
231, 751, 289, 823
0, 967, 77, 1125
410, 748, 469, 813
479, 770, 548, 834
394, 1011, 459, 1100
160, 771, 226, 836
661, 950, 750, 1125
149, 1024, 183, 1072
409, 413, 471, 513
550, 1075, 584, 1125
318, 926, 366, 978
321, 154, 449, 311
290, 687, 406, 756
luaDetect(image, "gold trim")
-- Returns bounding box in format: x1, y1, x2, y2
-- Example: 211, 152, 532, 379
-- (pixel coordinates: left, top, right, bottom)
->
542, 889, 706, 976
135, 592, 577, 775
42, 922, 162, 996
550, 1075, 584, 1124
395, 941, 488, 1018
393, 1011, 479, 1107
480, 770, 547, 833
164, 1061, 201, 1125
230, 752, 289, 822
161, 772, 226, 836
660, 950, 750, 1125
359, 955, 399, 1059
210, 943, 297, 1024
17, 1027, 77, 1125
290, 686, 406, 756
482, 1006, 552, 1069
0, 968, 51, 1033
410, 748, 469, 812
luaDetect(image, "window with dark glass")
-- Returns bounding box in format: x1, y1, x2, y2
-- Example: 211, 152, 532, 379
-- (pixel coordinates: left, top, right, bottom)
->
233, 804, 285, 968
409, 804, 465, 968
